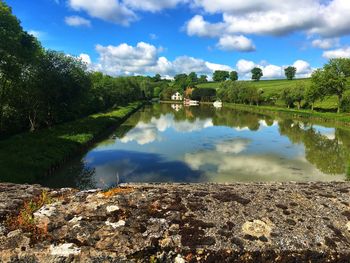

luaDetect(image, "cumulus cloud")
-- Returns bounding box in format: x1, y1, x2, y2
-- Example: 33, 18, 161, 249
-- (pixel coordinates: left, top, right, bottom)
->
322, 47, 350, 59
124, 0, 187, 12
185, 0, 350, 51
235, 59, 313, 79
68, 0, 137, 26
312, 38, 339, 49
120, 114, 213, 145
65, 15, 91, 27
217, 35, 255, 52
84, 41, 232, 77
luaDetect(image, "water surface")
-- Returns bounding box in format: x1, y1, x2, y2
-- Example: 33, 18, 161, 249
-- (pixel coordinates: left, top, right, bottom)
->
42, 103, 350, 189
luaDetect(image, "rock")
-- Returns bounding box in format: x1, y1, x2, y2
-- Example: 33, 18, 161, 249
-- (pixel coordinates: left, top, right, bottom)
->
0, 182, 350, 262
7, 229, 22, 238
174, 254, 185, 263
50, 243, 81, 257
242, 220, 273, 239
69, 216, 82, 224
105, 220, 125, 229
106, 205, 120, 213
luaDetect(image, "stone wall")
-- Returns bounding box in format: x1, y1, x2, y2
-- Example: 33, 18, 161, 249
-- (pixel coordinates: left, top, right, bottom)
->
0, 182, 349, 262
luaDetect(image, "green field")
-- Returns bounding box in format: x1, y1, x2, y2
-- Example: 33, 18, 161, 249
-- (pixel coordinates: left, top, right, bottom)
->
196, 78, 338, 110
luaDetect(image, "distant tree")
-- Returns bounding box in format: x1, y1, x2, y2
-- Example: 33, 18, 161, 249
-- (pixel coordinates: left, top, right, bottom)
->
213, 70, 229, 82
174, 73, 189, 90
153, 74, 162, 82
251, 67, 263, 81
284, 66, 297, 80
229, 71, 238, 81
199, 75, 208, 83
187, 72, 198, 84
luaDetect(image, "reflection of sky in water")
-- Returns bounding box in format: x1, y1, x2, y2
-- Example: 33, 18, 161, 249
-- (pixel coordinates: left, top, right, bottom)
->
45, 104, 348, 189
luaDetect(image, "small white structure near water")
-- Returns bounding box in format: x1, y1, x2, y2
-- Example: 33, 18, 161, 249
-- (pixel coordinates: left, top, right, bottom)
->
213, 100, 223, 108
171, 92, 183, 101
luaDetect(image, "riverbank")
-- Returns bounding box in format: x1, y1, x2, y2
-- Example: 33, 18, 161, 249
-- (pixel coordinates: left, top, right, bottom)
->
224, 103, 350, 127
0, 182, 349, 262
0, 102, 144, 184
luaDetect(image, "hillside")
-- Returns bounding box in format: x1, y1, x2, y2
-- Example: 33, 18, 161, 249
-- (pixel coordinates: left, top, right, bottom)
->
196, 78, 338, 111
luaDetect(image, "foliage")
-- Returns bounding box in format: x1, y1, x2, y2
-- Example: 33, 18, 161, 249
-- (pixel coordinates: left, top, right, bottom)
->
251, 67, 263, 81
0, 103, 142, 183
229, 71, 238, 81
311, 58, 350, 113
213, 70, 229, 82
217, 80, 263, 105
190, 88, 216, 102
284, 66, 297, 80
280, 82, 306, 109
198, 75, 208, 83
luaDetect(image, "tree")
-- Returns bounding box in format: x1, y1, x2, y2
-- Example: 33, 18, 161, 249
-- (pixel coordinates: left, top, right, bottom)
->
307, 70, 325, 111
229, 71, 238, 81
312, 58, 350, 113
213, 70, 229, 82
284, 66, 297, 80
291, 83, 306, 109
199, 75, 208, 83
153, 74, 161, 82
174, 73, 189, 90
251, 67, 263, 81
187, 72, 198, 85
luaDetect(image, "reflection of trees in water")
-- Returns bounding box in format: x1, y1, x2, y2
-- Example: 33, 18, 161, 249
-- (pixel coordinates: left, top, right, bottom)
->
279, 119, 350, 175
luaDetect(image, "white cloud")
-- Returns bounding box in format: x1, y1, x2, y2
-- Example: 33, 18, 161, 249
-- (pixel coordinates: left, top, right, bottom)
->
124, 0, 187, 12
236, 59, 255, 73
79, 53, 92, 64
236, 59, 313, 79
293, 60, 312, 75
217, 35, 255, 52
186, 15, 224, 38
65, 16, 91, 27
322, 47, 350, 59
312, 38, 339, 49
88, 42, 232, 77
185, 0, 350, 52
68, 0, 137, 26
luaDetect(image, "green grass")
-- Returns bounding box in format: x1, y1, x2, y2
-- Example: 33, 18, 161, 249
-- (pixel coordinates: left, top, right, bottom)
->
196, 78, 338, 111
224, 103, 350, 126
0, 102, 143, 184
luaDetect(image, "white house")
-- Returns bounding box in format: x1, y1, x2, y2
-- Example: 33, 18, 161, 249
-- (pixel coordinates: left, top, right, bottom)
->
171, 92, 183, 101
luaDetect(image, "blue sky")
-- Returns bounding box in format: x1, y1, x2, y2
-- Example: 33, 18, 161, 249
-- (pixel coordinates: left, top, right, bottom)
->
5, 0, 350, 79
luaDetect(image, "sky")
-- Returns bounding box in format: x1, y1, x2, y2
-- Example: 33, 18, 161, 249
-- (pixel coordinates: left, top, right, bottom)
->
5, 0, 350, 79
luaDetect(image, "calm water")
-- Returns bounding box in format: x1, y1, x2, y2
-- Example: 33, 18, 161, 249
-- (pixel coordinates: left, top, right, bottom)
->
41, 103, 350, 189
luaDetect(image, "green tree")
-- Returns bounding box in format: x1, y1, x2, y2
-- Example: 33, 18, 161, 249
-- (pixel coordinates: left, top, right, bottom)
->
152, 74, 161, 82
251, 67, 263, 81
291, 83, 306, 109
187, 72, 198, 85
284, 66, 297, 80
229, 71, 238, 81
174, 73, 189, 90
199, 75, 208, 83
213, 70, 229, 82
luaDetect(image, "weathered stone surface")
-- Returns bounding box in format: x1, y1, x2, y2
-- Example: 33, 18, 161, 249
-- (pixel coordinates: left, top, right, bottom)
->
0, 182, 349, 262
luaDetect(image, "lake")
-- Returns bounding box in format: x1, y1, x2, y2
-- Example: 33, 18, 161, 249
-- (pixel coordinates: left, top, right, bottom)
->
41, 103, 350, 189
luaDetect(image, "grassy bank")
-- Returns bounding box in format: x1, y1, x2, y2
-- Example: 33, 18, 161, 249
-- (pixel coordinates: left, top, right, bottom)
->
0, 102, 143, 184
196, 79, 338, 111
224, 103, 350, 126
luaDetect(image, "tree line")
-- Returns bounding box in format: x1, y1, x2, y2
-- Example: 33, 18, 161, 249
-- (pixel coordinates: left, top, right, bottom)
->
0, 2, 161, 138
